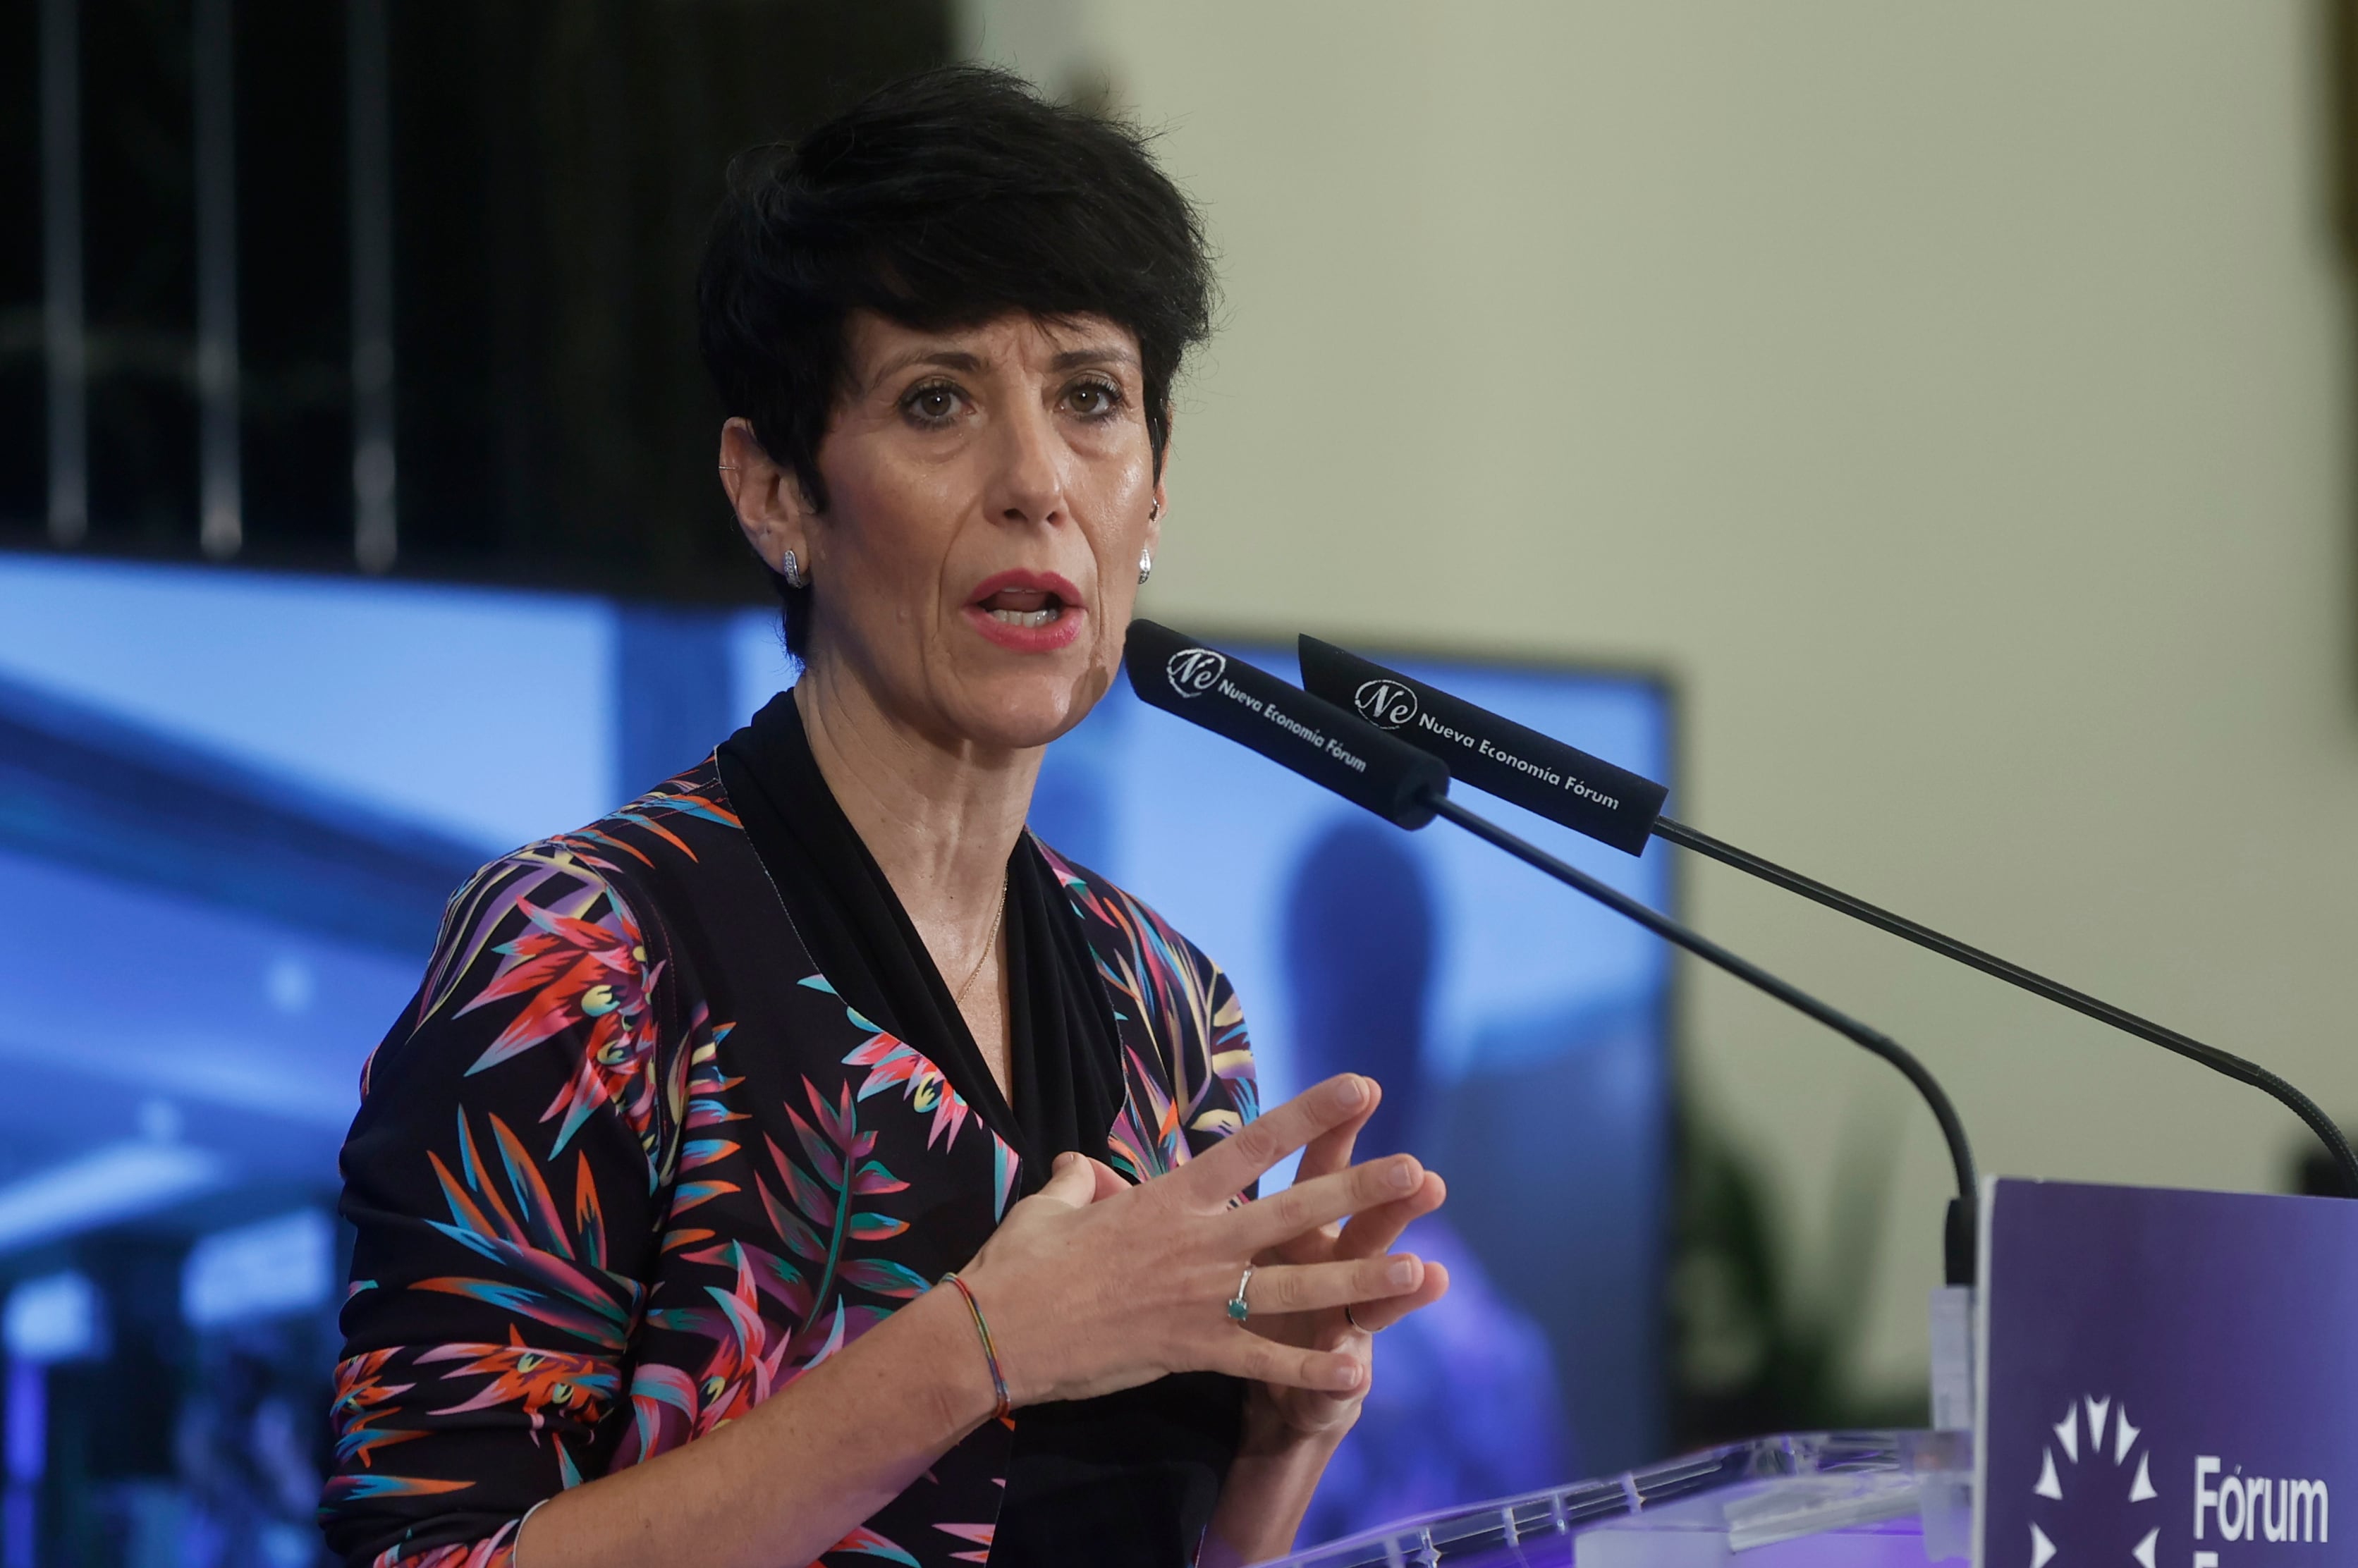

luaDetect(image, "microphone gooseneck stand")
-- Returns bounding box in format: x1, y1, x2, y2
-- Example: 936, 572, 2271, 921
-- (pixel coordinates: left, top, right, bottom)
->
1125, 622, 1981, 1282
1431, 795, 1980, 1285
1296, 635, 2358, 1202
1650, 814, 2358, 1200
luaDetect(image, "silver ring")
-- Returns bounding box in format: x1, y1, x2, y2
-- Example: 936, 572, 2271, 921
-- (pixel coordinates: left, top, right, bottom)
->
1227, 1266, 1254, 1324
1344, 1303, 1364, 1333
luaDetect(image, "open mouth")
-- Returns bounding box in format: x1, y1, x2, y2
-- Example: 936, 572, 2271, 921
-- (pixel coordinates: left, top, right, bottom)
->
965, 570, 1085, 650
979, 587, 1067, 628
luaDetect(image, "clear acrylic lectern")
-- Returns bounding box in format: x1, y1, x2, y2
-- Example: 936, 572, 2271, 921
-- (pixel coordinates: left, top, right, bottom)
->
1263, 1431, 1973, 1568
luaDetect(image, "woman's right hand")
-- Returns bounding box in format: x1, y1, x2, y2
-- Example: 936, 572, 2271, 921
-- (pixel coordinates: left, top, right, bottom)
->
955, 1074, 1429, 1406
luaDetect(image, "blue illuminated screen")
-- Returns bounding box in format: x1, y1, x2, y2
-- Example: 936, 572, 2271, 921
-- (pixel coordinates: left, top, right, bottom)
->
0, 553, 1673, 1559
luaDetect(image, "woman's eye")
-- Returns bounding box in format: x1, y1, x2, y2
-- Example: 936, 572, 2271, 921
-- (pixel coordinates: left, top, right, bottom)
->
1065, 381, 1123, 418
902, 385, 963, 425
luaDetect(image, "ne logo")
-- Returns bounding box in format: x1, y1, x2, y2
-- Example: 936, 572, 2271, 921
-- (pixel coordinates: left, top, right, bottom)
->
1165, 647, 1227, 699
1353, 678, 1418, 730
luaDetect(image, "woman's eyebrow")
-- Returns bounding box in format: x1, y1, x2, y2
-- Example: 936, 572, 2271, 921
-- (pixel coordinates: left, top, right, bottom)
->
865, 343, 1137, 388
869, 348, 987, 386
1047, 347, 1140, 372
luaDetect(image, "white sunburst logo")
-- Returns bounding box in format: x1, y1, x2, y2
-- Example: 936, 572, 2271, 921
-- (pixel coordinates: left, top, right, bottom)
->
2027, 1394, 2160, 1567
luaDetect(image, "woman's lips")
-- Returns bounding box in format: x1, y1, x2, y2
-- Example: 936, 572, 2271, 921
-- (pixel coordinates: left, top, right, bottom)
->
965, 570, 1086, 653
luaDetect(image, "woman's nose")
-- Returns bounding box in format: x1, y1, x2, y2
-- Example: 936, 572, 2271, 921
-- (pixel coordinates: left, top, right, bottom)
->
984, 400, 1067, 527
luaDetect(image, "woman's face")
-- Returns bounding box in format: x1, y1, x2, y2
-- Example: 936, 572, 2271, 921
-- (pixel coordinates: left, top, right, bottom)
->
743, 309, 1163, 755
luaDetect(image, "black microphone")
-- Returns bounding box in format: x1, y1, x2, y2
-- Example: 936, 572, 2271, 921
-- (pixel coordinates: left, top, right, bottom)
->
1126, 622, 1980, 1283
1301, 635, 2358, 1199
1301, 635, 1666, 854
1125, 620, 1449, 829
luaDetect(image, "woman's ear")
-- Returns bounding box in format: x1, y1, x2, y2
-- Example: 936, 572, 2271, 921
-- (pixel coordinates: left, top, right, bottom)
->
719, 417, 817, 575
1145, 427, 1173, 559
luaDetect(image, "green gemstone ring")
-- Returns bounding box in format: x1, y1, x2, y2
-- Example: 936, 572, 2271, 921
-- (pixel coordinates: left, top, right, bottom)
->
1227, 1266, 1254, 1324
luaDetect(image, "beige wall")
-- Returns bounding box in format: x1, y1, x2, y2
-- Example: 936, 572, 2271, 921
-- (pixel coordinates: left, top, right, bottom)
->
967, 1, 2358, 1399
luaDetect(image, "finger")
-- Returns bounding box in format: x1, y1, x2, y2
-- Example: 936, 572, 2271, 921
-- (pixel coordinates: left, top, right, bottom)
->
1173, 1075, 1373, 1205
1264, 1093, 1388, 1266
1230, 1153, 1424, 1253
1245, 1254, 1425, 1317
1029, 1150, 1100, 1212
1348, 1258, 1449, 1334
1083, 1156, 1129, 1203
1201, 1331, 1366, 1395
1292, 1079, 1382, 1187
1335, 1172, 1447, 1261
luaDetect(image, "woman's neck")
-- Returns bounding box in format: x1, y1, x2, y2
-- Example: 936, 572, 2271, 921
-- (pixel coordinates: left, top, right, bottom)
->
791, 665, 1036, 941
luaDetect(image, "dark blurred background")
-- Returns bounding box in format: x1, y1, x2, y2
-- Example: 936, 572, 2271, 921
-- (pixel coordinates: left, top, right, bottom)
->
0, 0, 952, 597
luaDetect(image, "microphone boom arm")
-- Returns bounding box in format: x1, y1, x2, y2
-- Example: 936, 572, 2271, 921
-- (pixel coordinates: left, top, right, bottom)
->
1433, 795, 1981, 1282
1132, 623, 1981, 1280
1651, 815, 2358, 1200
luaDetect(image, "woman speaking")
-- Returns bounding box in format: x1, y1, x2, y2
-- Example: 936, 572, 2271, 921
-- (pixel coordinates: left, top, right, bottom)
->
322, 68, 1450, 1568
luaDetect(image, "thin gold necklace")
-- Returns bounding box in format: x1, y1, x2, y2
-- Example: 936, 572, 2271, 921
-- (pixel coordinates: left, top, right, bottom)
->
955, 873, 1010, 1007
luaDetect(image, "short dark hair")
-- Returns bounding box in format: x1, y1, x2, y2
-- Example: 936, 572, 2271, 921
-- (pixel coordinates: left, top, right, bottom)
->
697, 66, 1216, 655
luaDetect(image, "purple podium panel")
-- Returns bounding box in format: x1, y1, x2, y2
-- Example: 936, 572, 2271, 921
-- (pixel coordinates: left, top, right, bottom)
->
1975, 1178, 2358, 1567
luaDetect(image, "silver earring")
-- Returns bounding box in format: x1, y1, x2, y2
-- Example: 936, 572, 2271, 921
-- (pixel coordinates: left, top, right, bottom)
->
1137, 549, 1154, 585
780, 548, 808, 589
1148, 499, 1161, 521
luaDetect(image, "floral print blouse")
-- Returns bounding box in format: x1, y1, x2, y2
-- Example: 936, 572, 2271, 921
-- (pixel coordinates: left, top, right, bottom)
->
322, 754, 1259, 1567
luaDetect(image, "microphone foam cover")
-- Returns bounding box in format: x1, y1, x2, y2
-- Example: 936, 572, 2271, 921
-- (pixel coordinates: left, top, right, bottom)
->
1298, 635, 1667, 854
1125, 620, 1448, 831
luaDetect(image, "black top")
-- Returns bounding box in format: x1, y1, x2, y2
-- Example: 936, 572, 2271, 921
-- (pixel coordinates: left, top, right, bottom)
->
716, 697, 1124, 1180
718, 696, 1245, 1566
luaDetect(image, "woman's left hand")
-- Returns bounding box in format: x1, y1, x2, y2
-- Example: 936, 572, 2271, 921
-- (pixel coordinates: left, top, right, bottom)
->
1240, 1082, 1449, 1444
